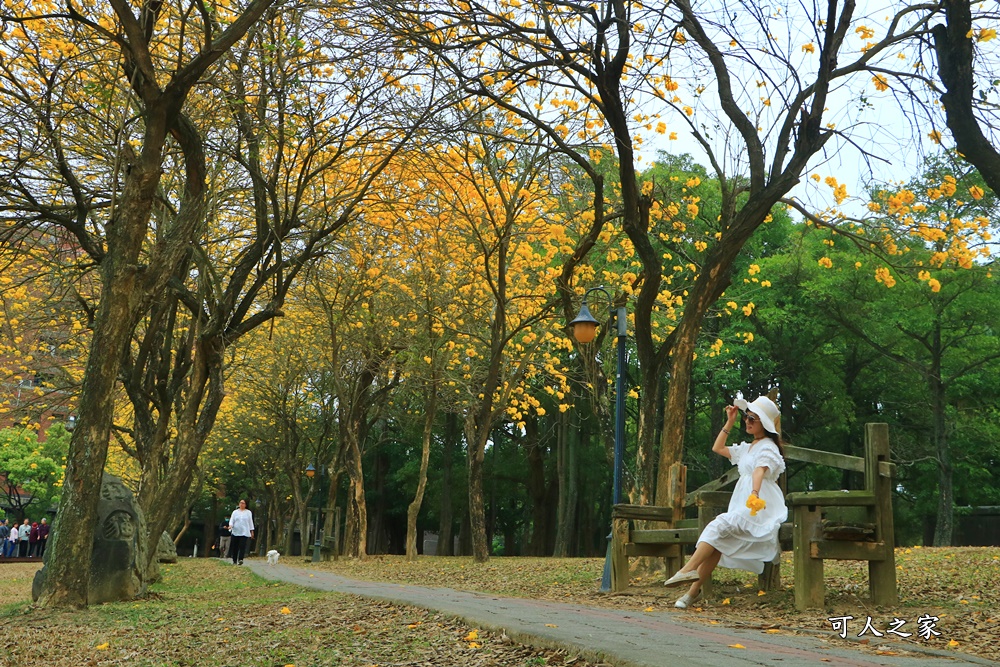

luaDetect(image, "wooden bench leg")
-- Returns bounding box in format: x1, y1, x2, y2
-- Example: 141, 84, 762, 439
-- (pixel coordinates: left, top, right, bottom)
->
869, 555, 897, 606
611, 518, 629, 593
794, 505, 824, 610
759, 561, 781, 592
663, 545, 681, 581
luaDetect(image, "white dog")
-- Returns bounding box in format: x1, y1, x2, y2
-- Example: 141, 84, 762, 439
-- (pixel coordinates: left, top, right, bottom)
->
266, 549, 281, 566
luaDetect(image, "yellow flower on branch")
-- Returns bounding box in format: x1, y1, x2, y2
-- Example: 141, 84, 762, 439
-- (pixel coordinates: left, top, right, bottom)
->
875, 267, 897, 287
969, 185, 984, 200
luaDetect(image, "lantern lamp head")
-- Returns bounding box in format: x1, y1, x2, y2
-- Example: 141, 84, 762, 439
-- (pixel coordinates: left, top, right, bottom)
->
569, 302, 601, 344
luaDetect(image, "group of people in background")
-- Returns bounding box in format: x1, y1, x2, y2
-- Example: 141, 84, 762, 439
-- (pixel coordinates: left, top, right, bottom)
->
0, 517, 50, 558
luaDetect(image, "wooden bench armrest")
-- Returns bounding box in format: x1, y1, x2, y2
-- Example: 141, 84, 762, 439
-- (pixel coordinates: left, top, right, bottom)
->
786, 490, 876, 507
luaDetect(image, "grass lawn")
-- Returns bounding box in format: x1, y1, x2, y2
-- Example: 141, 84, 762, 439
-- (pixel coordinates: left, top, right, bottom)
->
0, 559, 603, 667
306, 546, 1000, 663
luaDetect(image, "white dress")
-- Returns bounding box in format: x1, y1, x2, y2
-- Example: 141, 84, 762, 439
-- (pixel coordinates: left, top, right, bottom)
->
697, 438, 788, 574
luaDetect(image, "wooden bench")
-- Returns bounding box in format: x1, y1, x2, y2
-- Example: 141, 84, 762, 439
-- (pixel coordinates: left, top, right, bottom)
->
609, 423, 896, 610
788, 423, 896, 609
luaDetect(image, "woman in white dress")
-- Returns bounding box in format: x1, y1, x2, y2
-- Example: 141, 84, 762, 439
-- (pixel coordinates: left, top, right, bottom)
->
663, 395, 787, 609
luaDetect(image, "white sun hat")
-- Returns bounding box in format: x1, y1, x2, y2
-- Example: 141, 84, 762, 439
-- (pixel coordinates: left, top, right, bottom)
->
733, 395, 781, 435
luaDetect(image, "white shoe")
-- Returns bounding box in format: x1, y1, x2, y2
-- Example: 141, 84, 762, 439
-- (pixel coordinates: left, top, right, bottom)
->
674, 591, 701, 609
663, 569, 700, 587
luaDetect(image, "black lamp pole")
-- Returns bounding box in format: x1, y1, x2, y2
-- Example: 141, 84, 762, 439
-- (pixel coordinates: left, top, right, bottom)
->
569, 286, 627, 592
305, 464, 323, 562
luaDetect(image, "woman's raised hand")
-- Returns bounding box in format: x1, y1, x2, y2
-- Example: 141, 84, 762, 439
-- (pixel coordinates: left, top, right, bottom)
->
724, 404, 739, 425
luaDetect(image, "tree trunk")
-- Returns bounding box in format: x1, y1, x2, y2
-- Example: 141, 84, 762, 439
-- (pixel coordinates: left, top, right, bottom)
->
346, 432, 368, 558
553, 409, 578, 557
634, 380, 662, 505
138, 336, 224, 580
406, 381, 437, 560
437, 413, 456, 556
525, 417, 548, 556
467, 430, 489, 562
933, 0, 1000, 198
37, 155, 165, 607
930, 321, 953, 546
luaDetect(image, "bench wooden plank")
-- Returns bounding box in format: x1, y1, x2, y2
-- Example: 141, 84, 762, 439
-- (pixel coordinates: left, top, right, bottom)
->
612, 504, 674, 522
685, 467, 739, 506
625, 543, 682, 557
693, 491, 733, 507
631, 528, 701, 544
810, 539, 887, 561
786, 491, 876, 507
785, 444, 864, 472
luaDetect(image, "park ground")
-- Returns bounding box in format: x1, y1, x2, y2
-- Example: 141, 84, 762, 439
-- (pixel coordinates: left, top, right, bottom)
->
307, 546, 1000, 662
0, 546, 997, 665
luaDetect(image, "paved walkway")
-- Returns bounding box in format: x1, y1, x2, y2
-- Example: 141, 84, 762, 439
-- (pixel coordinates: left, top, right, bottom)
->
245, 560, 993, 667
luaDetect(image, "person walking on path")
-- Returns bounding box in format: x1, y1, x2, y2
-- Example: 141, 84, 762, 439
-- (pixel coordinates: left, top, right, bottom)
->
37, 518, 49, 557
228, 499, 254, 565
217, 519, 232, 559
18, 518, 30, 558
0, 520, 8, 557
663, 395, 788, 609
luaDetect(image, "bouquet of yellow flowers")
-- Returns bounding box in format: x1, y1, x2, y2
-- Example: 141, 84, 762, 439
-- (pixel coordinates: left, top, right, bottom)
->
746, 493, 766, 516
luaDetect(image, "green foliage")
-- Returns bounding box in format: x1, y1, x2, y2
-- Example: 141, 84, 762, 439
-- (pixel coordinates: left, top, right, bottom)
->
0, 426, 67, 521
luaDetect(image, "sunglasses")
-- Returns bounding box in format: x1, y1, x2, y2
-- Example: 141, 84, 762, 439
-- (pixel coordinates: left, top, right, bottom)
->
744, 413, 758, 424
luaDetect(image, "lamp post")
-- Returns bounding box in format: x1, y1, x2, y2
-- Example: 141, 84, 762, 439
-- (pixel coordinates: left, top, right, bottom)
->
304, 464, 324, 563
569, 286, 627, 592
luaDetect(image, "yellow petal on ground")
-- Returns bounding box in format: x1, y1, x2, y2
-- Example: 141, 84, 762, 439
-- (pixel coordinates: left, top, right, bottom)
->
644, 606, 654, 612
729, 644, 746, 649
96, 643, 109, 650
758, 590, 766, 596
722, 598, 731, 605
464, 629, 479, 641
280, 607, 291, 614
766, 629, 781, 633
545, 623, 558, 628
949, 640, 960, 647
469, 642, 481, 649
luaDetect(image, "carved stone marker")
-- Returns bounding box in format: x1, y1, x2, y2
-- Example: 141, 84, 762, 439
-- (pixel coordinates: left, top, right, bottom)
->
33, 473, 148, 604
156, 530, 178, 563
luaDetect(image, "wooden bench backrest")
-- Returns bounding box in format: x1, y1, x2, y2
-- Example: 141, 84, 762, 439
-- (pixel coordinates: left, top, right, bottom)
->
685, 429, 895, 509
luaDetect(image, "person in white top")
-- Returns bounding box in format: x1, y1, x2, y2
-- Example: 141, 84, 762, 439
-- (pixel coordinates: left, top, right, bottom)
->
663, 395, 788, 609
228, 499, 255, 565
6, 524, 17, 558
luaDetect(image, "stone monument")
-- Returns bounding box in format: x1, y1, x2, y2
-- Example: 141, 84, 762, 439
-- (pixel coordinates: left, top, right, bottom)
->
156, 530, 178, 563
33, 473, 149, 604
